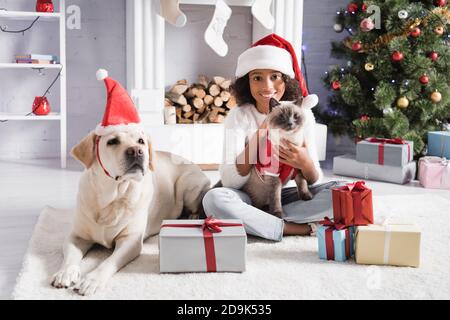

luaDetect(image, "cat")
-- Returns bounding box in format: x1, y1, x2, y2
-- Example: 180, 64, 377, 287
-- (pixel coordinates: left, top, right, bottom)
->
241, 97, 313, 218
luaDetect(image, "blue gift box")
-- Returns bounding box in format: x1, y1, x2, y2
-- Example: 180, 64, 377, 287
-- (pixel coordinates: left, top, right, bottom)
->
317, 225, 355, 262
428, 131, 450, 159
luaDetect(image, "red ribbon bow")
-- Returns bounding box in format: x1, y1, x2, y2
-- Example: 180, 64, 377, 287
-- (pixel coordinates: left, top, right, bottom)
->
366, 137, 410, 165
161, 217, 243, 272
319, 217, 352, 261
332, 180, 374, 227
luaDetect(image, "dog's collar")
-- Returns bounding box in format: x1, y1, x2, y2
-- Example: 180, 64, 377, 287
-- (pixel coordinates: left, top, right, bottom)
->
95, 136, 116, 180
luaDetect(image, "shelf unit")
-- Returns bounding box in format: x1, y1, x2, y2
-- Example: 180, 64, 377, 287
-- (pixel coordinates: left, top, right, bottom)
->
0, 1, 67, 168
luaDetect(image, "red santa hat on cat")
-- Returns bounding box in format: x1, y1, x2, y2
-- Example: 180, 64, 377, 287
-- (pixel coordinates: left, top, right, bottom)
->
235, 33, 318, 109
95, 68, 142, 136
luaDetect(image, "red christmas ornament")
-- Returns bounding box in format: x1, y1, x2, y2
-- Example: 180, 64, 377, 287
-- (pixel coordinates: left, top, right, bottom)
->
392, 51, 404, 62
347, 3, 358, 13
36, 0, 54, 13
361, 3, 368, 12
410, 27, 421, 38
429, 51, 439, 62
331, 81, 341, 91
419, 74, 429, 85
360, 115, 370, 121
32, 96, 51, 115
352, 41, 362, 52
434, 0, 446, 7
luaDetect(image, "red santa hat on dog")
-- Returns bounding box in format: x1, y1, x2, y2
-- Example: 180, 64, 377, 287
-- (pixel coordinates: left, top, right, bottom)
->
95, 68, 142, 136
235, 33, 318, 109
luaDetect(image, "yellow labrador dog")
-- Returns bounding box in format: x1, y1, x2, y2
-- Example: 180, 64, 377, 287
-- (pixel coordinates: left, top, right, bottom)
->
51, 130, 210, 295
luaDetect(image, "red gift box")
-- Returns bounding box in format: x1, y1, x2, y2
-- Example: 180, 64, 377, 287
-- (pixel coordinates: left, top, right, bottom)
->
331, 181, 373, 227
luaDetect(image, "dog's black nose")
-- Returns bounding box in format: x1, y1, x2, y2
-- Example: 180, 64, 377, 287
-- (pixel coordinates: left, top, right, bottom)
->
125, 147, 143, 158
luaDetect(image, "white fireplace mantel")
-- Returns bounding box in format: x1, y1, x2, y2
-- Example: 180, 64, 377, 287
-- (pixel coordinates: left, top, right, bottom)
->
125, 0, 304, 125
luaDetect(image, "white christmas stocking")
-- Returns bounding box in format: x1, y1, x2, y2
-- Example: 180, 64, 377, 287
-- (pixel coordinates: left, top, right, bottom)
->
160, 0, 187, 27
204, 0, 232, 57
251, 0, 274, 29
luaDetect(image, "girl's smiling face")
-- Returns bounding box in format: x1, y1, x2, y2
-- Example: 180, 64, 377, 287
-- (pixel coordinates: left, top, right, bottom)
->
249, 69, 286, 114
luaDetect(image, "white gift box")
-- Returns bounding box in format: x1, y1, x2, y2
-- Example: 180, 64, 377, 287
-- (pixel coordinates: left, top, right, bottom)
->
159, 218, 247, 273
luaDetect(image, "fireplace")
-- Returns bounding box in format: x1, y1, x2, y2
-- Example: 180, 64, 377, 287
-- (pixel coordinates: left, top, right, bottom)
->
125, 0, 326, 165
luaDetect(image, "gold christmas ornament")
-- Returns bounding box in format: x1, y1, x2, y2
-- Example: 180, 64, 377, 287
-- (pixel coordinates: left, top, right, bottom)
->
343, 7, 450, 52
365, 63, 374, 71
431, 91, 442, 103
435, 26, 444, 35
397, 96, 409, 108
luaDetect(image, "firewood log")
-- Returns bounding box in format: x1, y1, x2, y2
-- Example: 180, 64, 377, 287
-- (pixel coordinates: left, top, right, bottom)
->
194, 88, 206, 99
176, 79, 187, 85
164, 98, 173, 107
203, 94, 214, 105
208, 84, 221, 97
213, 96, 224, 107
178, 118, 193, 124
182, 104, 192, 112
170, 84, 189, 95
165, 92, 187, 106
219, 79, 231, 90
219, 90, 231, 102
212, 76, 225, 85
184, 110, 195, 119
191, 97, 204, 109
176, 107, 182, 118
197, 110, 210, 123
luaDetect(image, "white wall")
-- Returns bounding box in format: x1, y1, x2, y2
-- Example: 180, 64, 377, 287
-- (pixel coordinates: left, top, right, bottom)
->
0, 0, 126, 160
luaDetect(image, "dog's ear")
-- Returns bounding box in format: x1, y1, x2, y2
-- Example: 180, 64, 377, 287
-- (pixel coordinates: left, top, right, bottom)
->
71, 131, 97, 168
147, 135, 155, 171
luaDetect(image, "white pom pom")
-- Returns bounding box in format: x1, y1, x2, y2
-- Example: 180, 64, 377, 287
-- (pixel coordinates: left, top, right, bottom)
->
302, 94, 319, 110
96, 69, 108, 81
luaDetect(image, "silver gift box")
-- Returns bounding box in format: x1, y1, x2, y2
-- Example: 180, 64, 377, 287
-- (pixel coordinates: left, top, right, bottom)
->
333, 154, 416, 184
159, 219, 247, 273
356, 139, 413, 167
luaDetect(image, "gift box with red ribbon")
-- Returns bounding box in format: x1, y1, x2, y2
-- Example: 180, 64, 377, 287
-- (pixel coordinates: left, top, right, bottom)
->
332, 181, 374, 227
159, 217, 246, 273
356, 137, 413, 167
317, 218, 355, 262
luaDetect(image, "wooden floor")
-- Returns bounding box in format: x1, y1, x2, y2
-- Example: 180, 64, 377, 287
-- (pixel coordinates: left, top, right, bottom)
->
1, 158, 449, 299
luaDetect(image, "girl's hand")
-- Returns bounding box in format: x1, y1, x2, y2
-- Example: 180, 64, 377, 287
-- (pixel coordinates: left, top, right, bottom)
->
274, 139, 310, 169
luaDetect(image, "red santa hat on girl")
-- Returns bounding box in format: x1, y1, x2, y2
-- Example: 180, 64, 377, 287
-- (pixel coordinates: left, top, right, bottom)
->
95, 68, 142, 136
235, 33, 318, 109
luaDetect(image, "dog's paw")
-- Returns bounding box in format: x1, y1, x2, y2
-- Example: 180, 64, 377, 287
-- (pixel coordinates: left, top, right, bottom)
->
51, 265, 81, 289
74, 272, 109, 296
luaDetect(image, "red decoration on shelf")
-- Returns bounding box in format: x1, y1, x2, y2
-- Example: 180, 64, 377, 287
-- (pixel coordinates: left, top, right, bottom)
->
392, 51, 404, 62
347, 3, 358, 13
331, 81, 341, 91
352, 41, 362, 52
361, 3, 368, 12
434, 0, 446, 7
429, 51, 439, 62
32, 96, 51, 115
410, 27, 421, 37
36, 0, 54, 13
419, 74, 429, 85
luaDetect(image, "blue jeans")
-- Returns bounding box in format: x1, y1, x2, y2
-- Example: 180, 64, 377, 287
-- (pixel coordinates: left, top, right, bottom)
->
202, 181, 348, 241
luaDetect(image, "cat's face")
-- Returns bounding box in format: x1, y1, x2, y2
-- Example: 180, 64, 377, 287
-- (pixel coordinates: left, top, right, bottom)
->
267, 98, 306, 135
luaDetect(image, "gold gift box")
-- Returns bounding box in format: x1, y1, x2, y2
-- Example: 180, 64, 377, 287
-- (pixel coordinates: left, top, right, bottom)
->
355, 224, 421, 267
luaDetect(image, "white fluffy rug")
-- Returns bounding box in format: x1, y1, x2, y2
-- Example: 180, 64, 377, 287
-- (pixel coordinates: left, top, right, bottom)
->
12, 194, 450, 300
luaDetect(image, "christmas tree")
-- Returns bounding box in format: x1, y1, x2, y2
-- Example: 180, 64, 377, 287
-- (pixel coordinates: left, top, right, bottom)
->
320, 0, 450, 156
